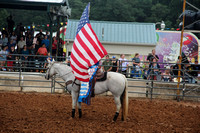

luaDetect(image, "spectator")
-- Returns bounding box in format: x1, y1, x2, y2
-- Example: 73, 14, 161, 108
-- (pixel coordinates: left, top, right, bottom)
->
19, 22, 25, 33
33, 35, 38, 46
161, 66, 172, 82
142, 64, 149, 79
7, 46, 18, 71
0, 45, 9, 71
18, 31, 25, 41
111, 56, 118, 72
36, 29, 45, 41
36, 43, 48, 71
10, 31, 17, 45
2, 28, 9, 37
172, 59, 184, 82
187, 60, 200, 83
35, 40, 41, 55
41, 35, 49, 51
36, 43, 48, 56
192, 60, 200, 82
147, 49, 159, 62
29, 44, 36, 72
44, 52, 52, 69
117, 54, 129, 77
46, 31, 50, 39
7, 39, 15, 52
17, 37, 26, 53
148, 58, 161, 80
52, 37, 57, 56
2, 34, 8, 47
15, 25, 21, 42
7, 15, 15, 34
21, 45, 29, 71
102, 55, 112, 72
132, 53, 142, 77
25, 29, 32, 38
0, 35, 3, 49
21, 45, 29, 60
26, 34, 33, 50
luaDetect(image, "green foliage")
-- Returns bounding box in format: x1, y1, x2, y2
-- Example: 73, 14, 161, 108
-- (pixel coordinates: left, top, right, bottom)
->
0, 9, 9, 28
0, 0, 199, 29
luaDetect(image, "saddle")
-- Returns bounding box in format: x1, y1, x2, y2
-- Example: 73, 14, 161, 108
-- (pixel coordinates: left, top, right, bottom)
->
95, 69, 107, 82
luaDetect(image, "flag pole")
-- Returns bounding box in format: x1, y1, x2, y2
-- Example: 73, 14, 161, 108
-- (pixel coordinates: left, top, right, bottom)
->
177, 0, 186, 102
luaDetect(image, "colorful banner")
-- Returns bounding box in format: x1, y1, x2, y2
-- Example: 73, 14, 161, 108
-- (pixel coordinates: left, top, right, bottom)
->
156, 31, 199, 68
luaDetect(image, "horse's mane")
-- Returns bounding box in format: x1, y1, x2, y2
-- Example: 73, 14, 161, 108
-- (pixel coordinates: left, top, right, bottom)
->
53, 61, 70, 68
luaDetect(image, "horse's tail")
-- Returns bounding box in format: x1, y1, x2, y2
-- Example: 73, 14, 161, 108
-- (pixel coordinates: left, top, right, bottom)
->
120, 75, 128, 121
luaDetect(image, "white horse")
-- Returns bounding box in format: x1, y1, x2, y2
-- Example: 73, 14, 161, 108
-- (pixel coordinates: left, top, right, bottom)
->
45, 60, 128, 121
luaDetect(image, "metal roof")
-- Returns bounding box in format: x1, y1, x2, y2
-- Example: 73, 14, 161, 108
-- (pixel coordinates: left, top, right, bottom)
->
66, 19, 157, 45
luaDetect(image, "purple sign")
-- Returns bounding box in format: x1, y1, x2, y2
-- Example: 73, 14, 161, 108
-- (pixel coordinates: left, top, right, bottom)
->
156, 31, 199, 68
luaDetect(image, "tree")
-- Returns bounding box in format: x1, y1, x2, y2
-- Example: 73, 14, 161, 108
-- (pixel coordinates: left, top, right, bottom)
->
0, 9, 9, 29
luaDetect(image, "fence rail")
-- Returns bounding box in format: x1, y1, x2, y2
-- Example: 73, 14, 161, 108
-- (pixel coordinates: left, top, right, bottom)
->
0, 54, 200, 101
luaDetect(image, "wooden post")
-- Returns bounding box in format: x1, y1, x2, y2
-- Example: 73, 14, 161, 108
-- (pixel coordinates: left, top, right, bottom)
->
177, 0, 186, 101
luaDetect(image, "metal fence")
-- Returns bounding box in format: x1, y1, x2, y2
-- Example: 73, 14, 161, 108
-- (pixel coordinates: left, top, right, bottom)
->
0, 54, 199, 101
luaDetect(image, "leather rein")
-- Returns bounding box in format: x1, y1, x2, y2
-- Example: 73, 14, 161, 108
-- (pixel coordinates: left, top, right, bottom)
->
47, 62, 80, 94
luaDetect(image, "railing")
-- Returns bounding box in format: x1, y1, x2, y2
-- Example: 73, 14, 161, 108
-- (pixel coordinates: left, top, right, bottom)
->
0, 54, 199, 101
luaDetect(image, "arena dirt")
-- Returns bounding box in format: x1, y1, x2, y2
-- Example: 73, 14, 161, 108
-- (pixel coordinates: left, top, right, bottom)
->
0, 92, 200, 132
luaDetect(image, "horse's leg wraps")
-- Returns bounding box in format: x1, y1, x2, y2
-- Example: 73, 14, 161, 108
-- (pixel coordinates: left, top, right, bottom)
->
78, 109, 82, 118
72, 109, 75, 118
113, 112, 119, 121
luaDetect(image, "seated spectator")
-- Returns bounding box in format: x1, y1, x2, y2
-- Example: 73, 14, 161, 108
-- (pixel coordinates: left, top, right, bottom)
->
161, 66, 172, 82
10, 31, 17, 44
148, 58, 161, 80
102, 55, 112, 72
29, 44, 36, 72
36, 43, 48, 72
7, 39, 15, 52
44, 52, 52, 69
111, 56, 118, 72
2, 34, 8, 47
17, 37, 26, 53
7, 46, 18, 71
142, 64, 149, 79
21, 45, 29, 69
0, 45, 9, 71
41, 35, 49, 51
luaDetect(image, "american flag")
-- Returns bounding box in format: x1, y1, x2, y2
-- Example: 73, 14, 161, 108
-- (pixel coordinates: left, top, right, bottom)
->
70, 3, 107, 82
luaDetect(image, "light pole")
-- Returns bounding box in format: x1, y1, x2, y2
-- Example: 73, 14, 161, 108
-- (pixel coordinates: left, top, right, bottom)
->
156, 21, 166, 30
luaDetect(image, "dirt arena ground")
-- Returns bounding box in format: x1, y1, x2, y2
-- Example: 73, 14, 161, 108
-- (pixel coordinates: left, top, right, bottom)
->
0, 92, 200, 133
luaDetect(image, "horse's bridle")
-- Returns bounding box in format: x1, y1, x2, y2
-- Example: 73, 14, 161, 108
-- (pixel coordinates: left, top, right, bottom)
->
47, 62, 80, 89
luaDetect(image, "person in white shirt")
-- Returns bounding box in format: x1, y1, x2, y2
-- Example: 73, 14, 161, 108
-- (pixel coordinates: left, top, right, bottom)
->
17, 37, 26, 53
117, 54, 129, 77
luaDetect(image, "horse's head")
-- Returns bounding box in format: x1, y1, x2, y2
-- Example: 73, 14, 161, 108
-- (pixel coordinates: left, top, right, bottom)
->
45, 59, 56, 80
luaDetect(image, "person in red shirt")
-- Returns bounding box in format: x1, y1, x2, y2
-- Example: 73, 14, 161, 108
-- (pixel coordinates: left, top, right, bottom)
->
52, 37, 57, 56
36, 43, 48, 72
